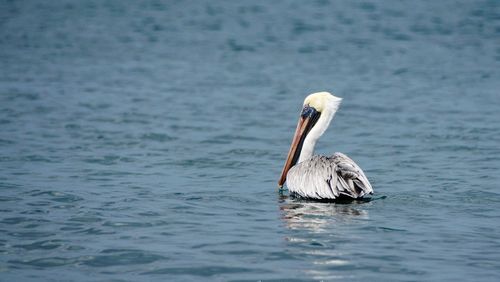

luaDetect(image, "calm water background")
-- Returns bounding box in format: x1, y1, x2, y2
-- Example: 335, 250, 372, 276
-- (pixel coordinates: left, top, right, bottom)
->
1, 0, 500, 281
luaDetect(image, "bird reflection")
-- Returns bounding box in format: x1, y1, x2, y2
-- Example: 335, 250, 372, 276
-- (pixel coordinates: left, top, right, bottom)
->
279, 194, 370, 232
278, 194, 372, 280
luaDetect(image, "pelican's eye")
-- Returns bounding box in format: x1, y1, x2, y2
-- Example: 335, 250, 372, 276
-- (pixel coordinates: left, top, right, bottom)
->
301, 105, 317, 118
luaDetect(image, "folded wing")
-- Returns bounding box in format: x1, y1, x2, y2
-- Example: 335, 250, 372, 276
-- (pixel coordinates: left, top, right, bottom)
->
286, 153, 373, 200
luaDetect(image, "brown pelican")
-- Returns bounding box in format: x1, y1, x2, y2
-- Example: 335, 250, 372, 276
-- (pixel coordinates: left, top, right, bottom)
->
278, 92, 373, 200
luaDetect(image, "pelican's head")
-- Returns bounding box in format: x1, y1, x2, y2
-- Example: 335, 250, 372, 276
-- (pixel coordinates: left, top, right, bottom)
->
278, 92, 342, 188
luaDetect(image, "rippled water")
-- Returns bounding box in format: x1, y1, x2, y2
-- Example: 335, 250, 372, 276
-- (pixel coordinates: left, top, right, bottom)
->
1, 0, 500, 281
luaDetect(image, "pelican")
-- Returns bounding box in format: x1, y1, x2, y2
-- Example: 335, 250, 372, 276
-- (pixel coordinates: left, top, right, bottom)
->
278, 92, 373, 200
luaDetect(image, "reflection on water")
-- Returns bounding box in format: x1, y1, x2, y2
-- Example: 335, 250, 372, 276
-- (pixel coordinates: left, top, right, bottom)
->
278, 195, 372, 280
279, 195, 370, 232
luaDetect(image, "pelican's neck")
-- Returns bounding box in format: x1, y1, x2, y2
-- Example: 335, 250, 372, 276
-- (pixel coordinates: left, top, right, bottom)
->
297, 139, 316, 164
297, 97, 342, 163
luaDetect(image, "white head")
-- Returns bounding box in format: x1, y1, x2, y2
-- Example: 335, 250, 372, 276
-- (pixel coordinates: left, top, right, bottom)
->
278, 92, 342, 187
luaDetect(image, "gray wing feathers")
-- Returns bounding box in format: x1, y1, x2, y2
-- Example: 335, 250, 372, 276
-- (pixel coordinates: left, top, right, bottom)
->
286, 153, 373, 200
332, 152, 373, 196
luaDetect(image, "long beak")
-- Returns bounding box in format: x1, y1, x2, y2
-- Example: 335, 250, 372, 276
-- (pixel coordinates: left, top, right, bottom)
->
278, 116, 312, 188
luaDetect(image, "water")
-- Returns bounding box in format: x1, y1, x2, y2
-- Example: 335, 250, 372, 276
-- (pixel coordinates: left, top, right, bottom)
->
1, 0, 499, 281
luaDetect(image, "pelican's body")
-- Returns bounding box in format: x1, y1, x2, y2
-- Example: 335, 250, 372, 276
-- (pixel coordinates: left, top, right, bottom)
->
278, 92, 373, 200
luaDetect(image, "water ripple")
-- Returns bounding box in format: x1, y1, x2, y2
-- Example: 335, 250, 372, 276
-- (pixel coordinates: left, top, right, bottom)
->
83, 249, 165, 267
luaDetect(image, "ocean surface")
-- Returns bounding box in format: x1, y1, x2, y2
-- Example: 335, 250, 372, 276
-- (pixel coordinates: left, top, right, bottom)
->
1, 0, 500, 281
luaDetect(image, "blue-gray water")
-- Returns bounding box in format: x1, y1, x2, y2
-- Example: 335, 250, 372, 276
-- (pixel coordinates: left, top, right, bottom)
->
1, 0, 500, 281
